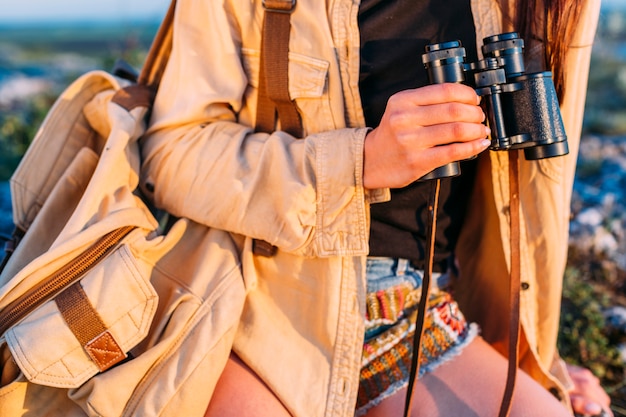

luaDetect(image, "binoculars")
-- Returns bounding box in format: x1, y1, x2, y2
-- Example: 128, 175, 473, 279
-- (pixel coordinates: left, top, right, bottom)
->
420, 32, 568, 180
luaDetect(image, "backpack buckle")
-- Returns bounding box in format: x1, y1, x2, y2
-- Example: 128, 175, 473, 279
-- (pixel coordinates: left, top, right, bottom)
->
262, 0, 296, 13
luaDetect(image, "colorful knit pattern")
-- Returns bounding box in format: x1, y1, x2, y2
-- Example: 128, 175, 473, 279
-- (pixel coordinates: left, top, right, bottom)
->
364, 281, 420, 329
357, 286, 474, 414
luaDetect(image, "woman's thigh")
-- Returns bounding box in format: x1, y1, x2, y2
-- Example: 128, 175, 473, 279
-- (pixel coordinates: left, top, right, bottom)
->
206, 338, 573, 417
364, 337, 573, 417
204, 353, 292, 417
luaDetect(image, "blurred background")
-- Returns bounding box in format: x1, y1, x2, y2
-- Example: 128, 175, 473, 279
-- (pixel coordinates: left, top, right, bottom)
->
1, 0, 626, 414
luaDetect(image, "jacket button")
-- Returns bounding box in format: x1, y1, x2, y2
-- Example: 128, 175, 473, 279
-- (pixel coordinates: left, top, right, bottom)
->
521, 282, 530, 290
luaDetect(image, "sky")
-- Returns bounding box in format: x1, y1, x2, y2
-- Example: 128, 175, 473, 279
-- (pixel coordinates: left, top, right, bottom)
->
0, 0, 171, 24
0, 0, 624, 24
603, 0, 626, 9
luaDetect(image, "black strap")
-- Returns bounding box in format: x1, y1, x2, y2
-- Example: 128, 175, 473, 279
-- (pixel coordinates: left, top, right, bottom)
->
403, 178, 440, 416
497, 150, 522, 417
0, 227, 25, 275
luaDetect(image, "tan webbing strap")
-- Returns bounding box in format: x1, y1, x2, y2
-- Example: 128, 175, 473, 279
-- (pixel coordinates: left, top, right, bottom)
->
403, 178, 441, 417
55, 282, 127, 372
138, 0, 177, 90
252, 0, 301, 256
255, 0, 303, 138
112, 84, 156, 111
112, 0, 177, 110
498, 150, 522, 417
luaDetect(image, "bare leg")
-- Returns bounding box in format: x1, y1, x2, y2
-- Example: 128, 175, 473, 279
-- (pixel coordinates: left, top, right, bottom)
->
205, 338, 572, 417
364, 337, 573, 417
204, 353, 292, 417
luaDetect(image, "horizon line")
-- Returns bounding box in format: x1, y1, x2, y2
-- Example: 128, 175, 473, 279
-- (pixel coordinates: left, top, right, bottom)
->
0, 16, 164, 27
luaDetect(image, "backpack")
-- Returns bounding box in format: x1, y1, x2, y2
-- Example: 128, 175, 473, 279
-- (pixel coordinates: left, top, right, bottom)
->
0, 2, 246, 415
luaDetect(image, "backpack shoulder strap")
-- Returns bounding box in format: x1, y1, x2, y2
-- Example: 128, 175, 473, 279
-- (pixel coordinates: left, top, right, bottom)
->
139, 0, 177, 90
255, 0, 303, 138
112, 0, 178, 111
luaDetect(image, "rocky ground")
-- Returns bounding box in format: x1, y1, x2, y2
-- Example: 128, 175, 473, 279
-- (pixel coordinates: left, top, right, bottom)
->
565, 134, 626, 415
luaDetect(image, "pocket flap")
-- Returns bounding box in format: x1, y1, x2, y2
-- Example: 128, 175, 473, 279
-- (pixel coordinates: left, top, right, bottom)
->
5, 244, 157, 388
242, 49, 329, 99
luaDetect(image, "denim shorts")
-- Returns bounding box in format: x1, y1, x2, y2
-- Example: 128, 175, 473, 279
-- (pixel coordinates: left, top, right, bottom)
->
355, 257, 478, 416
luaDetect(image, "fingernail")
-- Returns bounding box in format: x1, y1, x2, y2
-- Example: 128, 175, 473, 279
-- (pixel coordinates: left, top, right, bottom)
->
584, 402, 603, 415
480, 139, 491, 149
485, 126, 491, 137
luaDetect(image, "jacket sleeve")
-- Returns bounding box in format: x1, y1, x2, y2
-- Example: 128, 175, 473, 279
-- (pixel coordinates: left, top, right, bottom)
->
139, 0, 374, 257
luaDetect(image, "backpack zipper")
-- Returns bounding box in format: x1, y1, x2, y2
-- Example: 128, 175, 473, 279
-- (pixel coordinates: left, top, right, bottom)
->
0, 225, 136, 336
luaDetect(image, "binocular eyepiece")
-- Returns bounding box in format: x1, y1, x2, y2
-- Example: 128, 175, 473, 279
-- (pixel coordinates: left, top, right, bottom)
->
420, 32, 568, 180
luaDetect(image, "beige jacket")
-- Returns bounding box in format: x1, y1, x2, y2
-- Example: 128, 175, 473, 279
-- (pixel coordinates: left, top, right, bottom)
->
140, 0, 601, 416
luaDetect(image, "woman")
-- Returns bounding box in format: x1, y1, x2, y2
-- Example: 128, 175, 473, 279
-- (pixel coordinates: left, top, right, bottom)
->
139, 0, 607, 415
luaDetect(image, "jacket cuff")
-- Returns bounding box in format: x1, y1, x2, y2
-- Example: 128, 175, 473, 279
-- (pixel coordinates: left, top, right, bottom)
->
304, 127, 383, 256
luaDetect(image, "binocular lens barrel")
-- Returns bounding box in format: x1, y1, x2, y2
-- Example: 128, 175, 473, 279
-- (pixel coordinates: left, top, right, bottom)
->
422, 41, 467, 84
482, 33, 525, 77
419, 41, 467, 180
504, 72, 568, 159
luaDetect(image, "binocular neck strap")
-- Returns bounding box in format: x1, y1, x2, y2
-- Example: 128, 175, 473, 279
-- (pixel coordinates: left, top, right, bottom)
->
403, 152, 522, 417
403, 178, 441, 417
498, 150, 522, 417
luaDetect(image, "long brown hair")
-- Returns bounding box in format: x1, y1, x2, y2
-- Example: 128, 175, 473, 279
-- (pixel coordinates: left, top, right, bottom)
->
515, 0, 585, 101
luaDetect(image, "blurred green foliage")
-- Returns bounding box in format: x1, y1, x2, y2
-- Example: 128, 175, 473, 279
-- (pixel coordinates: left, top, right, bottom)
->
559, 250, 625, 382
583, 54, 626, 135
0, 93, 55, 179
582, 7, 626, 136
560, 247, 626, 413
0, 22, 157, 181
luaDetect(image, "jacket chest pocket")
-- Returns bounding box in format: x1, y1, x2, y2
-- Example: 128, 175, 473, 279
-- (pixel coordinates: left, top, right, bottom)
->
242, 49, 335, 134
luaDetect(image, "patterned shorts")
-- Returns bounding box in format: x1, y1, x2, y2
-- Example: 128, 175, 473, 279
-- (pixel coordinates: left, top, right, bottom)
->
355, 258, 478, 416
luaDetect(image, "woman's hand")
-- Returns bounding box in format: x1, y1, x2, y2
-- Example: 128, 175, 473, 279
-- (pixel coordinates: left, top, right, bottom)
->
567, 363, 613, 417
363, 83, 490, 189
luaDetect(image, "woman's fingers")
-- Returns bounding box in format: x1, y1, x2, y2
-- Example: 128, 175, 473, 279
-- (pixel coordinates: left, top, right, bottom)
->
424, 138, 492, 165
363, 83, 490, 189
399, 83, 481, 106
363, 135, 490, 189
567, 364, 613, 417
410, 121, 490, 148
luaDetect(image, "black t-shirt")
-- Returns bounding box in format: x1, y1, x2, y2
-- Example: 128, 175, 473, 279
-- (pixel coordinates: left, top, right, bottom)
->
359, 0, 479, 272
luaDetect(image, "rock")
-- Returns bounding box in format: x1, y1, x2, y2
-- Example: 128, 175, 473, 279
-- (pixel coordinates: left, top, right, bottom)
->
576, 207, 604, 227
570, 135, 626, 269
604, 306, 626, 333
594, 228, 619, 254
